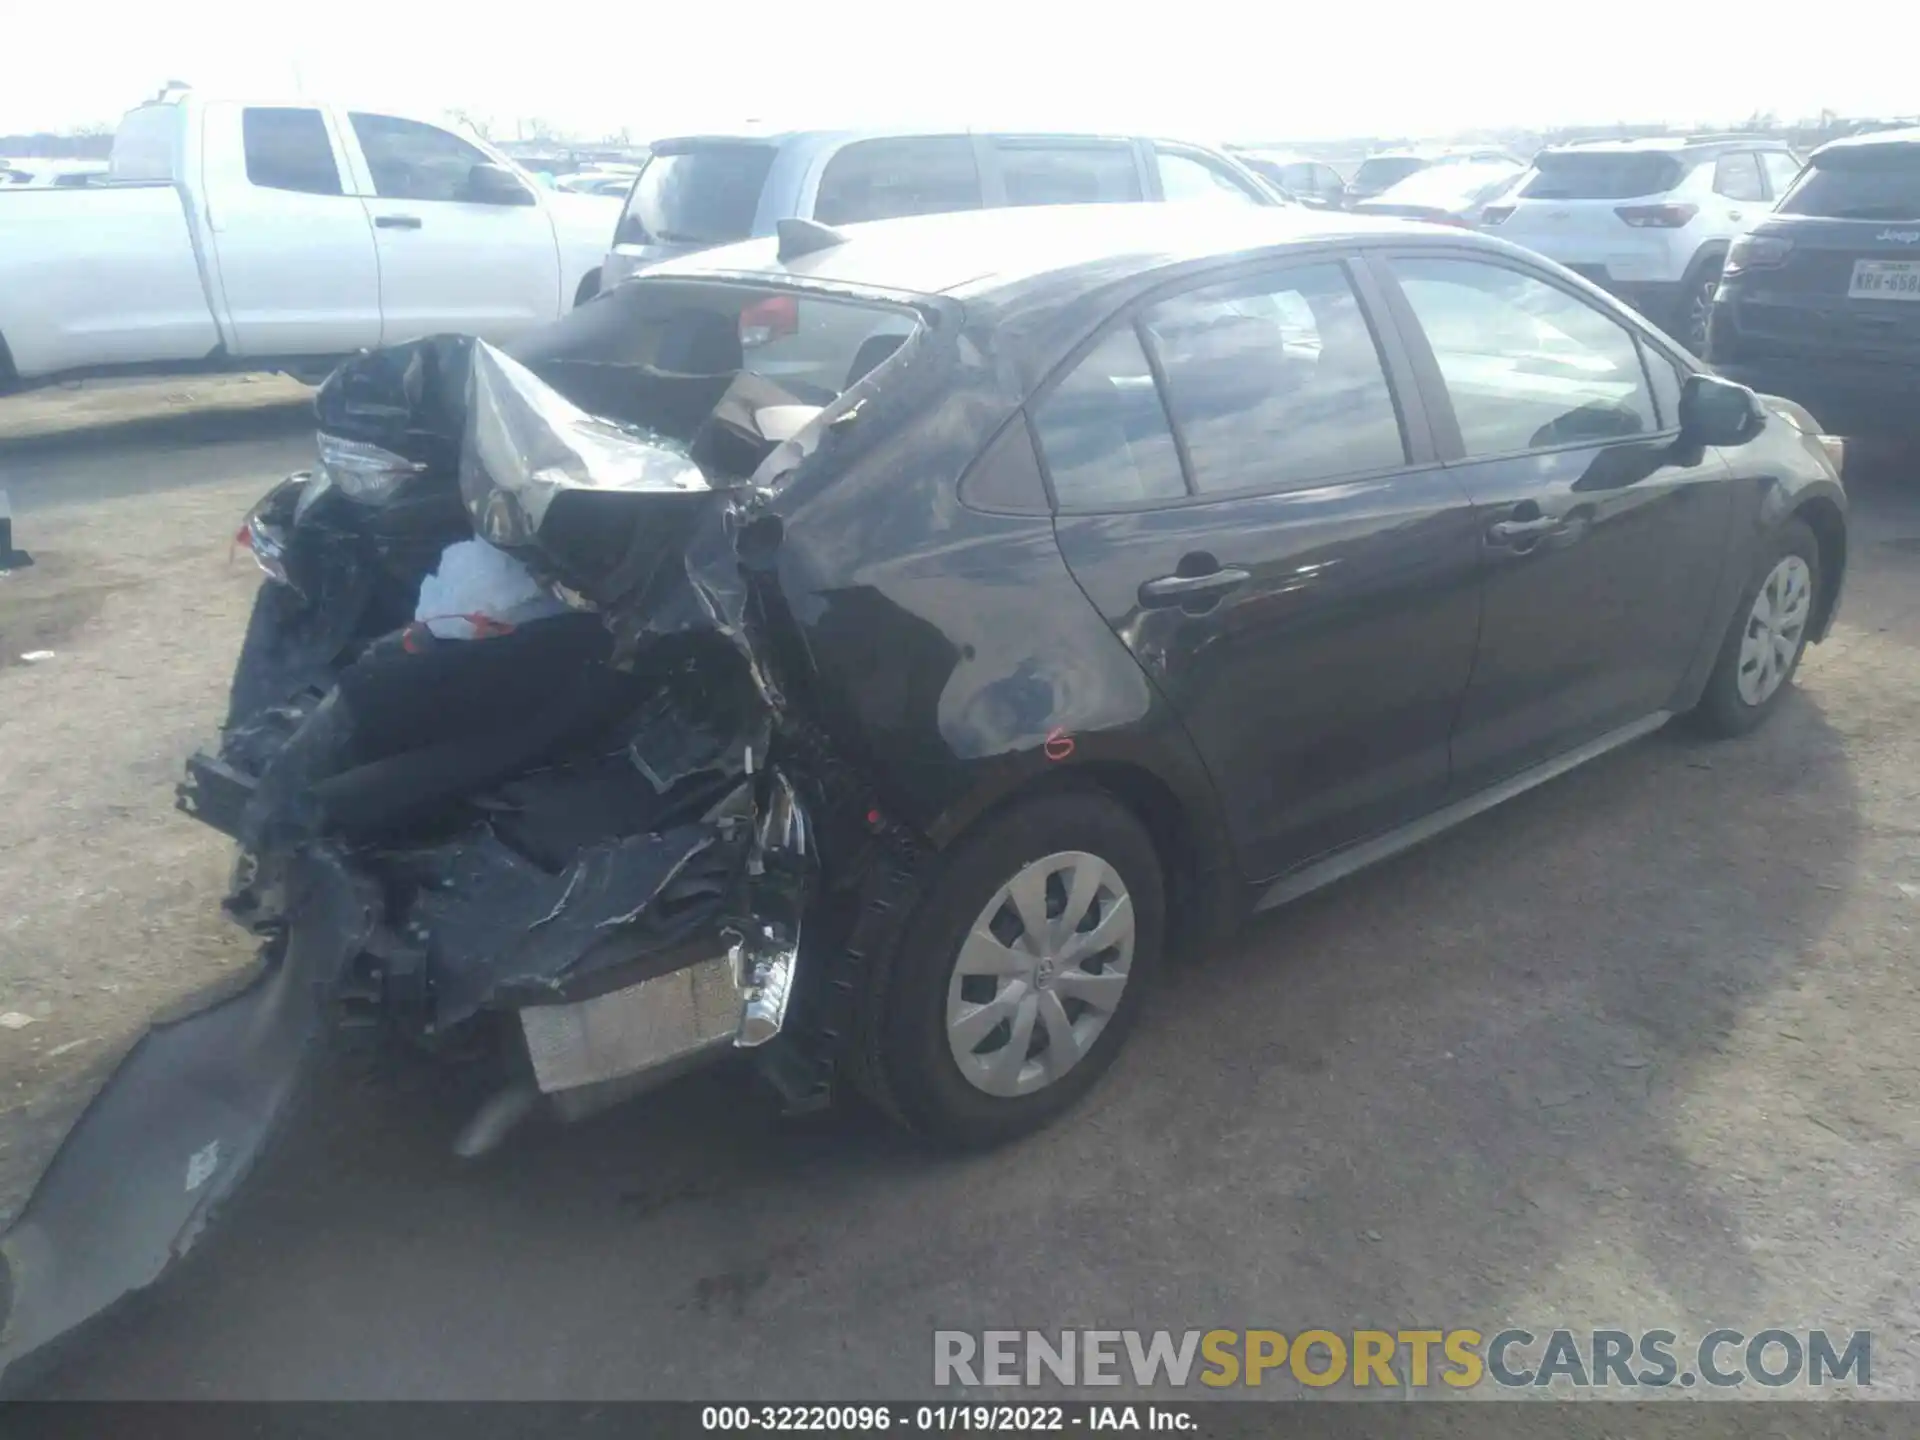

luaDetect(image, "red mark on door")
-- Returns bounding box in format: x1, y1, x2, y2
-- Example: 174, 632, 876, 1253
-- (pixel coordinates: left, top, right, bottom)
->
1044, 728, 1076, 762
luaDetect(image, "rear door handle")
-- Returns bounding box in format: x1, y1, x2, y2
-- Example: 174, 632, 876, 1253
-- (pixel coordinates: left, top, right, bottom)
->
1139, 567, 1251, 608
375, 214, 423, 230
1728, 209, 1745, 222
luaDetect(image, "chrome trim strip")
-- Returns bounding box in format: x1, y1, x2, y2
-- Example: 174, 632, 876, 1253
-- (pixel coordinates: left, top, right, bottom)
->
1253, 711, 1673, 913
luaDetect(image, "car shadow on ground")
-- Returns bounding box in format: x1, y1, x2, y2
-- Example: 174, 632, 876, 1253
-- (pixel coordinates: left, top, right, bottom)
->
23, 677, 1861, 1401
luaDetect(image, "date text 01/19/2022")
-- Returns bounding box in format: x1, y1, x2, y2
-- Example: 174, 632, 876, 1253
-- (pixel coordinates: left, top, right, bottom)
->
700, 1405, 1197, 1431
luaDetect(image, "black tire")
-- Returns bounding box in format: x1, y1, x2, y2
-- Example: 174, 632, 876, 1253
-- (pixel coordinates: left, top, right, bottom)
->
854, 789, 1165, 1148
1690, 518, 1820, 738
1676, 253, 1724, 355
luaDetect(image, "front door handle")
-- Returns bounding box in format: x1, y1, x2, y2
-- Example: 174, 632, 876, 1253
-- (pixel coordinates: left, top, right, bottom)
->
1728, 209, 1745, 222
375, 214, 423, 230
1487, 515, 1562, 544
1139, 567, 1251, 608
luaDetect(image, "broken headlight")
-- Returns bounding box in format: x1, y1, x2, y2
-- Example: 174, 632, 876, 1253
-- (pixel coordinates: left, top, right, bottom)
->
315, 433, 427, 507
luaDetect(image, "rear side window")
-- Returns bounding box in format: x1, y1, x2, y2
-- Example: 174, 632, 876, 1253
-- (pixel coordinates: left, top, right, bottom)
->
1520, 152, 1684, 200
813, 137, 983, 225
1155, 148, 1266, 204
620, 145, 777, 244
1778, 146, 1920, 221
995, 141, 1142, 206
1140, 263, 1405, 493
242, 107, 342, 196
350, 113, 492, 202
1032, 327, 1186, 510
1713, 153, 1766, 202
1390, 257, 1657, 456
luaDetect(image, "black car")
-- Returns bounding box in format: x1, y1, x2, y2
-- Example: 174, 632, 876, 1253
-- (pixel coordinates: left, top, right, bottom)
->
1708, 125, 1920, 436
0, 203, 1850, 1376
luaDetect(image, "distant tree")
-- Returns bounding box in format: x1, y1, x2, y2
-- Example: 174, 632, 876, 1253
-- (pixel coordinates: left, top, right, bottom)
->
447, 108, 494, 140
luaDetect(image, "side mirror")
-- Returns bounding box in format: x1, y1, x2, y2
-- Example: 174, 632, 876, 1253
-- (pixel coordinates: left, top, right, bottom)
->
462, 163, 535, 206
1678, 373, 1764, 447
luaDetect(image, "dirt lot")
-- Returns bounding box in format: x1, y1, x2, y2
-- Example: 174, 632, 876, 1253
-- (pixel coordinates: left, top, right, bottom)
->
2, 381, 1919, 1404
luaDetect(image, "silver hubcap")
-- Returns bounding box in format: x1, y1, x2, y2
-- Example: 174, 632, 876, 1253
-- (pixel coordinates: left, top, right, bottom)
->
945, 851, 1134, 1098
1737, 554, 1812, 707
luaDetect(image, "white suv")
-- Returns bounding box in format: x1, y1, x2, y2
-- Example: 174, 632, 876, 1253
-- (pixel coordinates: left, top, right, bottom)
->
1481, 136, 1803, 354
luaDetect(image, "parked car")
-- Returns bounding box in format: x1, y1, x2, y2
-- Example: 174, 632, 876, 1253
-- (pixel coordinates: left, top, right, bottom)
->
556, 164, 642, 198
1229, 148, 1348, 208
1479, 135, 1804, 354
1352, 158, 1526, 227
0, 90, 620, 390
0, 202, 1848, 1378
1342, 147, 1521, 207
599, 128, 1282, 291
1707, 126, 1920, 438
0, 159, 108, 187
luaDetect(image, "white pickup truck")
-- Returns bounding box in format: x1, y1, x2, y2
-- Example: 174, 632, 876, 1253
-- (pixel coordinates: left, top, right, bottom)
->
0, 92, 620, 390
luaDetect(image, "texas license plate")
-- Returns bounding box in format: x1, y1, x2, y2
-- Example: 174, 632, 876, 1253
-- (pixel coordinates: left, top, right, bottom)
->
1848, 259, 1920, 300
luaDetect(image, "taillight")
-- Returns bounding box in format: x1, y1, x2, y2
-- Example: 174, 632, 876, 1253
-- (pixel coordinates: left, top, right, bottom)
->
1614, 203, 1698, 228
1480, 204, 1515, 226
1724, 234, 1793, 275
739, 294, 799, 348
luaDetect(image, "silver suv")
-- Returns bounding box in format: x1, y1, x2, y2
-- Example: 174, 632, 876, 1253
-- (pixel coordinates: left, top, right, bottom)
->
597, 128, 1283, 292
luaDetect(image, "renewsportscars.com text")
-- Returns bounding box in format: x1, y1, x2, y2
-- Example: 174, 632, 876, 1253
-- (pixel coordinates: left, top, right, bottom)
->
933, 1327, 1871, 1390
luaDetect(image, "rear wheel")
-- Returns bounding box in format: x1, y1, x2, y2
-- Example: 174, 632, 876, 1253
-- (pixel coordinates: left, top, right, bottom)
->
1690, 519, 1820, 737
856, 791, 1164, 1147
1677, 255, 1723, 355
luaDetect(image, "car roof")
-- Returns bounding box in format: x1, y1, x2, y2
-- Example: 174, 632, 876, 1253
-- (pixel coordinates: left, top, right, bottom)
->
1812, 124, 1920, 157
646, 126, 1210, 152
638, 202, 1456, 300
1543, 134, 1793, 156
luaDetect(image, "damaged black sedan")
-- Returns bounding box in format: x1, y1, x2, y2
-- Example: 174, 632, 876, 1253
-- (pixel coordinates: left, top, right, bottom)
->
0, 203, 1848, 1373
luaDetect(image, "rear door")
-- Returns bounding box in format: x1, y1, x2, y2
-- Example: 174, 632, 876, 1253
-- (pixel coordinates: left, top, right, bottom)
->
1372, 249, 1734, 791
341, 111, 561, 344
1044, 256, 1483, 880
197, 103, 381, 355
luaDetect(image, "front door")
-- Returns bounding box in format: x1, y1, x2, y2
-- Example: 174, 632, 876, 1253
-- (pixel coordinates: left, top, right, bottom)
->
343, 112, 561, 345
1044, 257, 1483, 881
1372, 251, 1736, 792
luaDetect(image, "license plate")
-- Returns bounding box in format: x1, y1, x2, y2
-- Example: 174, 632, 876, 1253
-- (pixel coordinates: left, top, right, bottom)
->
1848, 259, 1920, 300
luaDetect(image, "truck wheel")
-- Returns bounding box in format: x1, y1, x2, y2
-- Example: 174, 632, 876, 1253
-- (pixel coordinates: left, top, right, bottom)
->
573, 269, 603, 307
859, 790, 1164, 1147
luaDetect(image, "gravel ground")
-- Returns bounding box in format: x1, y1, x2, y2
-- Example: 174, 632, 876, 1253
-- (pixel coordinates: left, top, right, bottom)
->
2, 385, 1918, 1407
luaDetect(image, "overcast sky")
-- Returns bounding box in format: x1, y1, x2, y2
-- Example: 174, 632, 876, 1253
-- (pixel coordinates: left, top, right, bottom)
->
4, 1, 1906, 141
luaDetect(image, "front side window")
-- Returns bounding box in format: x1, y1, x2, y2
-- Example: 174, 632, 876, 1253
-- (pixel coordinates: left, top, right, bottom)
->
995, 141, 1142, 206
1140, 263, 1405, 494
1156, 148, 1265, 204
1032, 327, 1186, 510
350, 113, 493, 202
813, 136, 983, 225
242, 107, 342, 196
1713, 152, 1767, 202
1389, 257, 1658, 456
